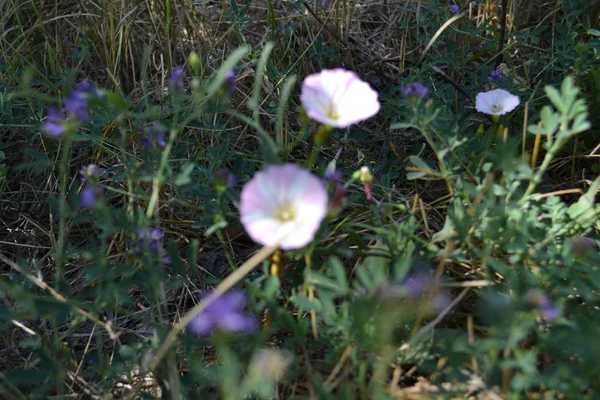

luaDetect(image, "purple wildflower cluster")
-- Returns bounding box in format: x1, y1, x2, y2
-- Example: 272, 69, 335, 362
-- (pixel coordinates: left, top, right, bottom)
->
42, 80, 100, 138
79, 164, 104, 209
524, 289, 559, 320
187, 290, 257, 336
133, 227, 172, 265
223, 70, 237, 94
140, 122, 168, 150
490, 69, 504, 81
447, 4, 460, 14
400, 82, 429, 100
168, 67, 185, 92
401, 271, 451, 310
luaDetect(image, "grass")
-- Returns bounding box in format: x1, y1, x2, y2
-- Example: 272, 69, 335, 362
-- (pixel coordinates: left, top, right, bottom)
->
1, 0, 600, 398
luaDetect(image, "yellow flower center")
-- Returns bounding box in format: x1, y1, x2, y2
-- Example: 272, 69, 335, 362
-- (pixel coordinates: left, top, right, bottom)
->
491, 103, 502, 113
275, 206, 296, 223
327, 105, 340, 120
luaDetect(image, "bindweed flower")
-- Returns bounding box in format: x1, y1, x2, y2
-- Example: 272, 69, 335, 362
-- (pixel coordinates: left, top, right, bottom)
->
80, 164, 103, 184
140, 122, 168, 149
524, 289, 559, 320
42, 107, 67, 137
240, 164, 328, 250
187, 290, 257, 336
475, 88, 520, 115
80, 186, 102, 209
490, 69, 504, 81
400, 82, 429, 100
447, 4, 460, 14
134, 227, 171, 264
168, 67, 185, 92
300, 68, 380, 128
223, 70, 237, 94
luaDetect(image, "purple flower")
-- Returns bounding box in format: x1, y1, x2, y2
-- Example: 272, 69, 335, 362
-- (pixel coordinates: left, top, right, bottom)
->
223, 70, 237, 94
400, 82, 429, 100
323, 165, 343, 186
80, 164, 103, 183
74, 79, 102, 99
213, 168, 237, 192
490, 70, 504, 81
140, 122, 167, 149
187, 290, 257, 336
403, 271, 432, 297
447, 4, 460, 14
135, 227, 171, 264
42, 107, 67, 137
524, 289, 559, 321
169, 67, 185, 92
80, 186, 102, 209
64, 89, 90, 122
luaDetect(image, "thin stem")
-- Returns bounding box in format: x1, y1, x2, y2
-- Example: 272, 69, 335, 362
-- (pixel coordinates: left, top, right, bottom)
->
55, 139, 72, 285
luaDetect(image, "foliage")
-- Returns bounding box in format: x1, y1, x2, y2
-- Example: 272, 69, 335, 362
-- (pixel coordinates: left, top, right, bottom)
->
0, 0, 599, 399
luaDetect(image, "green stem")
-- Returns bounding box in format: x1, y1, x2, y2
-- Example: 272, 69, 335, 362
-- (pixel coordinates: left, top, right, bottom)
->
55, 139, 72, 286
145, 131, 176, 219
520, 136, 566, 203
419, 127, 454, 195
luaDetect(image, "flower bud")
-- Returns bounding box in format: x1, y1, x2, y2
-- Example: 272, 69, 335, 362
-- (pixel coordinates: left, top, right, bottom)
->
189, 51, 200, 75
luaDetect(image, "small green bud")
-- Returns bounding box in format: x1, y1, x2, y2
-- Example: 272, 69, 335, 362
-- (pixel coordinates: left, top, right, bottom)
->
359, 166, 373, 183
476, 123, 485, 137
189, 51, 200, 75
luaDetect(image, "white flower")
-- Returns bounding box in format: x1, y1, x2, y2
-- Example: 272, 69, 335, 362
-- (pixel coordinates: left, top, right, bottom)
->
240, 164, 328, 250
300, 68, 380, 128
475, 88, 520, 116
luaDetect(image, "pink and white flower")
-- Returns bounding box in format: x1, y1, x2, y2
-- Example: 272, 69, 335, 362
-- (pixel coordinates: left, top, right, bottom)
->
475, 89, 520, 116
300, 69, 380, 128
240, 164, 328, 250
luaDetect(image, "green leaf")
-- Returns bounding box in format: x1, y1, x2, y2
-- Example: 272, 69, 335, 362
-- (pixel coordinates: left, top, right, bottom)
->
175, 162, 196, 186
409, 155, 435, 172
275, 75, 297, 148
102, 90, 130, 111
205, 219, 228, 236
248, 41, 274, 112
406, 171, 427, 180
588, 29, 600, 36
329, 257, 348, 290
390, 122, 414, 130
225, 110, 280, 164
119, 345, 136, 360
567, 177, 600, 226
290, 293, 322, 312
544, 85, 563, 112
5, 368, 47, 384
